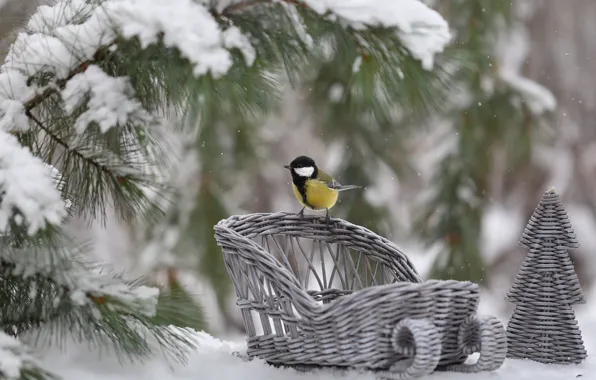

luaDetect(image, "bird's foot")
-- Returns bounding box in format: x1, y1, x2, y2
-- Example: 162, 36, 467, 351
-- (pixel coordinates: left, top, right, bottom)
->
325, 208, 330, 225
297, 207, 306, 218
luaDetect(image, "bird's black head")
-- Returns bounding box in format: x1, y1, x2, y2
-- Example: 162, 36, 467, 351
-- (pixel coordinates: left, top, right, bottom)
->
284, 155, 318, 181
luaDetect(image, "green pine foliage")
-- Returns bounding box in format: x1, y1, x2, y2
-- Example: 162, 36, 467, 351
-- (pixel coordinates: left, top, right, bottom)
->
0, 231, 200, 380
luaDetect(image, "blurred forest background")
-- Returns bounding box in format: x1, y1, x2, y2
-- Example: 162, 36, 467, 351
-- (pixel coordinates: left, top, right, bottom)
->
2, 0, 596, 338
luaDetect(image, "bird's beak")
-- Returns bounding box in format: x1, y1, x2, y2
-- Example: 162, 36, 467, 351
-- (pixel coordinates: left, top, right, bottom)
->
284, 165, 291, 170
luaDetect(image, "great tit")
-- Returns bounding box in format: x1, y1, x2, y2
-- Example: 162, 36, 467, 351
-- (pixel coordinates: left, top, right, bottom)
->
284, 155, 360, 223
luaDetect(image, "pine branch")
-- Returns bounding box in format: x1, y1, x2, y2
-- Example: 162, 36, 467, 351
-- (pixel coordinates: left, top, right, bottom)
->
0, 332, 57, 380
219, 0, 302, 15
23, 48, 111, 113
25, 110, 115, 181
299, 27, 466, 236
14, 0, 295, 118
0, 130, 67, 236
223, 0, 450, 67
0, 241, 198, 364
24, 109, 166, 223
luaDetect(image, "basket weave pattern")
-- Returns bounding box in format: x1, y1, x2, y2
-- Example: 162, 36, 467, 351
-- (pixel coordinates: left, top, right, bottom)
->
214, 212, 507, 378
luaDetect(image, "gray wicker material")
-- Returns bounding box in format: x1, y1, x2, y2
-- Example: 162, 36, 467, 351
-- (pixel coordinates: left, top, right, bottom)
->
214, 212, 507, 378
506, 188, 587, 364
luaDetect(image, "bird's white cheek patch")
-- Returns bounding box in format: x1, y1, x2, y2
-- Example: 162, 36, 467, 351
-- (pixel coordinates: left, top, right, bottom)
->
294, 166, 315, 177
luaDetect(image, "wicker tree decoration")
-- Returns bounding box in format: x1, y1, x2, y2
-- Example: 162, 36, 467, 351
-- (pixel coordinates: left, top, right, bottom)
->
506, 188, 587, 364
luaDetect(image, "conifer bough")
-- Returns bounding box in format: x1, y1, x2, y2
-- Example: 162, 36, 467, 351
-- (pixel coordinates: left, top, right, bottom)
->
0, 0, 454, 378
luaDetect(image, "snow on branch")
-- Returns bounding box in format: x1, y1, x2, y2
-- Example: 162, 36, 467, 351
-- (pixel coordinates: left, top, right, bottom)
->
0, 333, 46, 380
501, 72, 556, 114
27, 0, 95, 33
0, 70, 33, 132
3, 244, 160, 317
303, 0, 451, 70
0, 0, 451, 135
61, 65, 151, 134
106, 0, 256, 76
0, 130, 67, 235
0, 0, 256, 134
0, 0, 258, 229
72, 271, 160, 317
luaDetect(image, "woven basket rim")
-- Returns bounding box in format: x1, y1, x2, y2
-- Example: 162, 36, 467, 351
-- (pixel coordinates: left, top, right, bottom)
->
215, 211, 413, 253
214, 213, 479, 293
214, 212, 424, 283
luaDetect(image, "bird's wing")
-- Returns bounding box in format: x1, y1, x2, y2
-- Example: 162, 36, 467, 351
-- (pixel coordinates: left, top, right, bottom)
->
316, 169, 336, 184
317, 169, 361, 191
317, 169, 341, 188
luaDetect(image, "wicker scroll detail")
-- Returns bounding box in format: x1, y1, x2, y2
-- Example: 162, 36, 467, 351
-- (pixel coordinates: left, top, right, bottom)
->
215, 212, 507, 378
389, 318, 441, 378
437, 315, 507, 373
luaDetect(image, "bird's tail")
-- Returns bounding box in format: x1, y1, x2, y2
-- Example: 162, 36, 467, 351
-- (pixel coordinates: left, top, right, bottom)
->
336, 185, 361, 192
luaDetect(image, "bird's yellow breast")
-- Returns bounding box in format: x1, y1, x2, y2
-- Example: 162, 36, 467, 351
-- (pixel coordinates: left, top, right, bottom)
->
292, 180, 339, 210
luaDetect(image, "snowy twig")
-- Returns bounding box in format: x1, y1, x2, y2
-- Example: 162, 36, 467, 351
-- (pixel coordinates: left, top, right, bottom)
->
2, 0, 257, 133
220, 0, 451, 70
0, 130, 67, 235
25, 110, 130, 182
219, 0, 302, 15
0, 240, 199, 367
6, 0, 450, 128
0, 244, 159, 317
0, 332, 51, 380
22, 49, 110, 113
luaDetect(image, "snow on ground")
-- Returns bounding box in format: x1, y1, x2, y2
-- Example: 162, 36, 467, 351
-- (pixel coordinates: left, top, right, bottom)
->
35, 307, 596, 380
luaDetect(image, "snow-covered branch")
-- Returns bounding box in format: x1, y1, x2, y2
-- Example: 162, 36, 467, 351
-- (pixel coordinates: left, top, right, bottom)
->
0, 333, 49, 380
61, 65, 151, 134
301, 0, 451, 70
0, 0, 452, 133
2, 242, 160, 316
0, 0, 257, 134
0, 241, 196, 373
496, 22, 556, 115
106, 0, 256, 77
501, 72, 556, 114
221, 0, 451, 70
0, 130, 66, 234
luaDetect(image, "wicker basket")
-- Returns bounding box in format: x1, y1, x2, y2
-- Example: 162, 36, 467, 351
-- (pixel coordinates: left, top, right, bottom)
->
214, 212, 506, 378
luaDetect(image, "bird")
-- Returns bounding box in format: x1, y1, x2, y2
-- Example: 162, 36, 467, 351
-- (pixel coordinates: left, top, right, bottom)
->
284, 155, 361, 223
